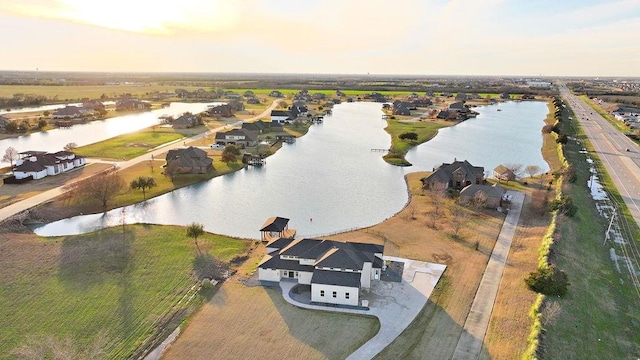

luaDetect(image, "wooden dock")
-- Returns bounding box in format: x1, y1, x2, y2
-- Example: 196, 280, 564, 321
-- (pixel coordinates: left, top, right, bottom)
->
371, 148, 390, 152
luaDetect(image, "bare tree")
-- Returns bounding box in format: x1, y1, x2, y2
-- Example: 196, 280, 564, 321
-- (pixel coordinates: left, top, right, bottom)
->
64, 142, 78, 151
75, 171, 125, 209
425, 181, 447, 228
541, 301, 562, 325
524, 165, 542, 179
470, 190, 488, 210
2, 147, 20, 172
448, 202, 470, 238
531, 189, 550, 216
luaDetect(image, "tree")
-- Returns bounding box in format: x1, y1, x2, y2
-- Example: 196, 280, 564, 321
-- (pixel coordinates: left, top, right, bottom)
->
221, 144, 241, 164
2, 147, 20, 172
531, 189, 550, 216
425, 181, 447, 228
186, 222, 205, 255
75, 171, 125, 209
525, 265, 569, 296
18, 120, 30, 131
4, 121, 17, 132
448, 202, 470, 238
37, 119, 48, 130
64, 142, 78, 151
130, 176, 157, 200
470, 190, 487, 210
399, 132, 418, 141
524, 165, 542, 179
42, 110, 50, 117
504, 163, 523, 179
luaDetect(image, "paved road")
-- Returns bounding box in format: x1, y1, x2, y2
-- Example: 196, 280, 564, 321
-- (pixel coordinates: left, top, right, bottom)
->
558, 84, 640, 229
0, 99, 283, 222
452, 191, 525, 360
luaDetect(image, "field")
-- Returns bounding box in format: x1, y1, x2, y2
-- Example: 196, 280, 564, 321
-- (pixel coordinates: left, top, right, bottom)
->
539, 104, 640, 358
0, 85, 203, 101
0, 225, 251, 359
163, 258, 379, 360
73, 125, 208, 160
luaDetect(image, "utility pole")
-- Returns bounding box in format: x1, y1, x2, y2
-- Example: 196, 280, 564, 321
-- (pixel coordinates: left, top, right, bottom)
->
603, 209, 616, 245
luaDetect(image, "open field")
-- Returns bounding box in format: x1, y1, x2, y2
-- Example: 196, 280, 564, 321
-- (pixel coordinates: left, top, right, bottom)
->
539, 104, 640, 358
0, 85, 203, 101
73, 125, 205, 160
0, 225, 251, 359
163, 258, 379, 360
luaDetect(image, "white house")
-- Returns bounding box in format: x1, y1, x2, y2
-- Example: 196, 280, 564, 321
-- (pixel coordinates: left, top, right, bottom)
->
270, 110, 292, 124
214, 128, 258, 148
13, 151, 86, 180
258, 236, 384, 307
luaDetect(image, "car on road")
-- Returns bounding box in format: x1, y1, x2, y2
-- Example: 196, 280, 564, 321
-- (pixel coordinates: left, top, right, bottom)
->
210, 144, 224, 150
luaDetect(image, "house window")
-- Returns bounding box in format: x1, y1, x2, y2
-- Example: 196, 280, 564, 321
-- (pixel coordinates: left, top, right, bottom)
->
345, 293, 350, 299
332, 291, 337, 298
320, 290, 325, 297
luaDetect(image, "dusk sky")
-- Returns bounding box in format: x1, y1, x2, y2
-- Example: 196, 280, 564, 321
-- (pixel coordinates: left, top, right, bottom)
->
1, 0, 639, 76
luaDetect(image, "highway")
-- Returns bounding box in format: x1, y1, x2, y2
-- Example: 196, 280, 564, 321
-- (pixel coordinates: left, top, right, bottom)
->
559, 85, 640, 229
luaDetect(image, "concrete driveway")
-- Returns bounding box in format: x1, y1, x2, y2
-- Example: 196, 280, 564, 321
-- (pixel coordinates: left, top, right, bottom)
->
278, 257, 446, 360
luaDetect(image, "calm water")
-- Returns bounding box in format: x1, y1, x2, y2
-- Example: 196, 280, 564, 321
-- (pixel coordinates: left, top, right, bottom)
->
0, 102, 218, 153
33, 101, 549, 240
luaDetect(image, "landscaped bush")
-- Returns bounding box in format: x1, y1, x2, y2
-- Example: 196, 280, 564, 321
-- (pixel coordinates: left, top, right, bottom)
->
549, 194, 577, 216
525, 265, 569, 296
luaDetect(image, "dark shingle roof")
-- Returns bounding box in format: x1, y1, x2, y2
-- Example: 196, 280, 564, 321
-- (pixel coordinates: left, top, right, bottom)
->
258, 254, 314, 272
265, 237, 295, 252
311, 270, 361, 287
260, 216, 290, 232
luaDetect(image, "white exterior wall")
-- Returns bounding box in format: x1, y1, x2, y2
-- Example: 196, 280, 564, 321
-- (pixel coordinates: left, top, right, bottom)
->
360, 262, 372, 289
271, 115, 289, 123
298, 271, 313, 285
258, 268, 281, 282
299, 258, 315, 266
311, 284, 359, 307
15, 169, 47, 180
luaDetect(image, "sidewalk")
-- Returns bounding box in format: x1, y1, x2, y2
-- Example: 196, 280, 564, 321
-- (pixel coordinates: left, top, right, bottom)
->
451, 190, 525, 360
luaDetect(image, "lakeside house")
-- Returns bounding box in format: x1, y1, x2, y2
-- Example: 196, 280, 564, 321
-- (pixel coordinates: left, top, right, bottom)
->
459, 183, 506, 208
116, 98, 151, 111
421, 159, 484, 190
258, 217, 384, 307
214, 128, 259, 148
165, 146, 213, 174
12, 150, 86, 180
207, 104, 234, 118
270, 110, 293, 124
493, 165, 516, 182
172, 113, 199, 129
52, 105, 94, 119
242, 120, 283, 134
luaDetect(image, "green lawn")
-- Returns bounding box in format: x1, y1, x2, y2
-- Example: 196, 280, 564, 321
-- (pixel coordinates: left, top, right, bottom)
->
540, 106, 640, 358
382, 119, 448, 165
74, 126, 208, 160
0, 225, 251, 359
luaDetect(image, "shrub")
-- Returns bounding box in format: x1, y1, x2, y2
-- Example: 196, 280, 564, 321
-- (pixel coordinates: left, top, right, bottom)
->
563, 164, 577, 183
399, 132, 418, 141
525, 265, 569, 296
556, 134, 568, 144
549, 194, 577, 216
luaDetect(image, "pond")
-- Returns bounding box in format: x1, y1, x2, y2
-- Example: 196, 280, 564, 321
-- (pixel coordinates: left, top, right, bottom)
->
33, 100, 549, 240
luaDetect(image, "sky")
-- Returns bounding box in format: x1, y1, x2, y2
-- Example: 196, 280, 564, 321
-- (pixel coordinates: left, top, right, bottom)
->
0, 0, 639, 77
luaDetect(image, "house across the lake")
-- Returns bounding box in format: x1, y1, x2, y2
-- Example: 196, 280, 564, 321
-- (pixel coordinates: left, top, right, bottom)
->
421, 159, 484, 190
258, 217, 384, 307
12, 150, 86, 180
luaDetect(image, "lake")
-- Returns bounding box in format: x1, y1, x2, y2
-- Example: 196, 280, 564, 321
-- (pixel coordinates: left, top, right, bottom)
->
0, 102, 218, 154
33, 100, 549, 239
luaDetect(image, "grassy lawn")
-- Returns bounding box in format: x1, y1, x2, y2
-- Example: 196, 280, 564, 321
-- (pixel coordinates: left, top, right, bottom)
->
164, 251, 379, 360
539, 104, 640, 358
0, 225, 251, 359
74, 125, 208, 160
382, 119, 451, 165
0, 85, 202, 101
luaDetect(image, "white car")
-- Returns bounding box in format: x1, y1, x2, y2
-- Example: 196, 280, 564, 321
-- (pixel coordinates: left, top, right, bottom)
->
210, 144, 224, 150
